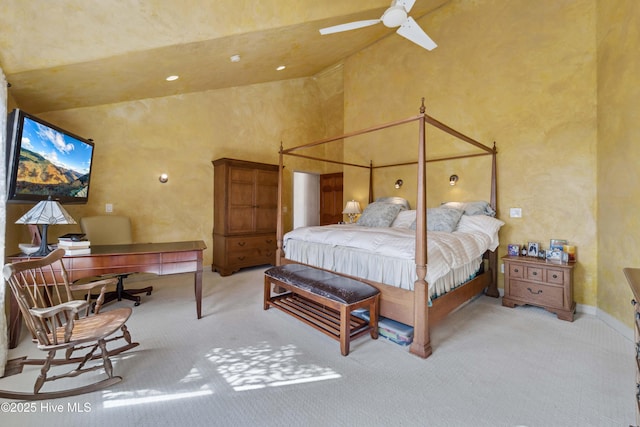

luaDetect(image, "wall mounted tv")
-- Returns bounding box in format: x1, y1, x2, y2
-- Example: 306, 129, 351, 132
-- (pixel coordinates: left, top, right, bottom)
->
5, 109, 94, 204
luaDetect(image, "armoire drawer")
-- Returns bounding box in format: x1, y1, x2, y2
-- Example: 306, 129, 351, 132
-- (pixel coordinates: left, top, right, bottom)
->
225, 235, 276, 252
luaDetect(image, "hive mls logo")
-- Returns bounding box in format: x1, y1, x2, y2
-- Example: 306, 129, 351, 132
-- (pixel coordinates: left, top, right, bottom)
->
68, 402, 92, 413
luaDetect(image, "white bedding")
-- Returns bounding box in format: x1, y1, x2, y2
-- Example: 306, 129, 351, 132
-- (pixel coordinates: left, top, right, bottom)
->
283, 215, 504, 298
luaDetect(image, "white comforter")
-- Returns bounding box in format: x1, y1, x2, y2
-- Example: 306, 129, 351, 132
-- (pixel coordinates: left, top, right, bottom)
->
282, 215, 504, 294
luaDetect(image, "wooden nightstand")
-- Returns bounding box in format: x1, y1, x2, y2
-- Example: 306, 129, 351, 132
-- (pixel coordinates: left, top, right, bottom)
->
502, 255, 576, 321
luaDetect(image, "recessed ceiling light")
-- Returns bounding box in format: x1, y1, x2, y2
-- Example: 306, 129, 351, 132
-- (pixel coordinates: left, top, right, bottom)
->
276, 65, 286, 71
166, 75, 179, 81
230, 54, 241, 63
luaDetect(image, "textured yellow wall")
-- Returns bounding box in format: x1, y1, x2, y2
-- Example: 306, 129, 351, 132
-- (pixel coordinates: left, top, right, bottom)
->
342, 0, 599, 307
596, 0, 640, 326
5, 76, 340, 267
5, 0, 638, 329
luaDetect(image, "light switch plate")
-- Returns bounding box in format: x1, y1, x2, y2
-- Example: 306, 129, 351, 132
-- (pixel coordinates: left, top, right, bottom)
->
509, 208, 522, 218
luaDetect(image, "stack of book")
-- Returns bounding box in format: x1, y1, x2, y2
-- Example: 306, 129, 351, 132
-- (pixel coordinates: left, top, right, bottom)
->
58, 233, 91, 255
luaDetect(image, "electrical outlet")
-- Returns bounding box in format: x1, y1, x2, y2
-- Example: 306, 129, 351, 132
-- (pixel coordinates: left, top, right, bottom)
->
509, 208, 522, 218
105, 203, 113, 213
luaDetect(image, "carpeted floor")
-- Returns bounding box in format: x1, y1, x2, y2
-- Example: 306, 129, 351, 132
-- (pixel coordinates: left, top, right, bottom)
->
0, 266, 635, 426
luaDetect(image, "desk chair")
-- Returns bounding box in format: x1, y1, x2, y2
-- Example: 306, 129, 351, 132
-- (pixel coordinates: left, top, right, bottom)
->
80, 215, 153, 306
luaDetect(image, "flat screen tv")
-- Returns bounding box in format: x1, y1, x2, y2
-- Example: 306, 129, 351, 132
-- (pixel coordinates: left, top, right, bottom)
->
5, 109, 94, 204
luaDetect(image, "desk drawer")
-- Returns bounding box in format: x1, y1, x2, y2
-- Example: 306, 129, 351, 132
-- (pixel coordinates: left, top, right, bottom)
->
70, 253, 160, 269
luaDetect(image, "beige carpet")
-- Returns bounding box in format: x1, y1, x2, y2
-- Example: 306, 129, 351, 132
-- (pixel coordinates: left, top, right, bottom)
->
0, 266, 634, 426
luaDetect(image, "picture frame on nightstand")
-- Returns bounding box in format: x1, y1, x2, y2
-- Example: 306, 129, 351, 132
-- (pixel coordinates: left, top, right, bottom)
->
507, 244, 520, 256
550, 239, 568, 252
547, 249, 563, 261
527, 242, 539, 257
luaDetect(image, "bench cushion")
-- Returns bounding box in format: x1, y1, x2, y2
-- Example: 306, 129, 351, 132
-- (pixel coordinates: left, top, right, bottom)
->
265, 264, 379, 305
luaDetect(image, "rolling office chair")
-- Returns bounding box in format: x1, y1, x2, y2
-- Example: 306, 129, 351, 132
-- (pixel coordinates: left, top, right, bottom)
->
80, 215, 153, 307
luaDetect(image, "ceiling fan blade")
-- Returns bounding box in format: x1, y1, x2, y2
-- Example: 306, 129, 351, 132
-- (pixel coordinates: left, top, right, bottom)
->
396, 17, 437, 50
319, 19, 381, 35
396, 0, 416, 13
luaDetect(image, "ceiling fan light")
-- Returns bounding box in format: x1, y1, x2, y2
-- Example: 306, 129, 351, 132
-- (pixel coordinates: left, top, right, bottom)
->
381, 7, 407, 28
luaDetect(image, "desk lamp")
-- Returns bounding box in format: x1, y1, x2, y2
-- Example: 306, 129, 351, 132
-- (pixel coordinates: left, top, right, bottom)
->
15, 196, 77, 256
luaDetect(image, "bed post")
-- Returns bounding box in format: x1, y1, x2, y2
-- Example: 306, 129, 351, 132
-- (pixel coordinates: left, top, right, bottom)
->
368, 161, 374, 203
276, 143, 284, 267
485, 142, 499, 298
410, 101, 432, 359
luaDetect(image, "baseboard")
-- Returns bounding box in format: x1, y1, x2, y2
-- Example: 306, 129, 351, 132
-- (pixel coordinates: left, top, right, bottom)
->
498, 288, 633, 342
593, 306, 634, 342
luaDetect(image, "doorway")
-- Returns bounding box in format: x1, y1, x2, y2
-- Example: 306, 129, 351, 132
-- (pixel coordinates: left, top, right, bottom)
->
293, 171, 320, 229
292, 171, 344, 228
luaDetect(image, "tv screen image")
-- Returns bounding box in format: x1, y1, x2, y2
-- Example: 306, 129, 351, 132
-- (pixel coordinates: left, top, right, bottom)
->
6, 109, 94, 204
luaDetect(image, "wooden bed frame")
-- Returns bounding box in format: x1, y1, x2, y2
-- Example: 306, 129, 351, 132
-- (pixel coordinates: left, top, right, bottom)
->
275, 99, 498, 359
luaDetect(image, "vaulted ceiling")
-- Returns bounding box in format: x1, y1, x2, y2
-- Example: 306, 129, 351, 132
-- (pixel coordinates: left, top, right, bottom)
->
0, 0, 448, 114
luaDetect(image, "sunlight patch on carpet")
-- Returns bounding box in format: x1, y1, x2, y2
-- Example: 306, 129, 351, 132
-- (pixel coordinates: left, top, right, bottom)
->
207, 342, 341, 391
102, 387, 214, 408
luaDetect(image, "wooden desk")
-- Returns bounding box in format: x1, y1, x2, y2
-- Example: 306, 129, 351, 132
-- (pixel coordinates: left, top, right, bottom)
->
7, 240, 207, 349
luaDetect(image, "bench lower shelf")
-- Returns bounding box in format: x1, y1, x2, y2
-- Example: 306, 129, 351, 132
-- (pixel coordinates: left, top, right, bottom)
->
266, 292, 375, 355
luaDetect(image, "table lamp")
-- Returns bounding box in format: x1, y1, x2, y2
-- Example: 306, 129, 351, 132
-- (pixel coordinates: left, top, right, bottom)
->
15, 196, 77, 257
342, 200, 361, 224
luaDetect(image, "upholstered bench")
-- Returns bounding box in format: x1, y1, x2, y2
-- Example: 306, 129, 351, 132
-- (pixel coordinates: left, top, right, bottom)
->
264, 264, 380, 356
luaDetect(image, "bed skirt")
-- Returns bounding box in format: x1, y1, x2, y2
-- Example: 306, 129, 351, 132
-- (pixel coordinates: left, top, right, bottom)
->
284, 240, 483, 299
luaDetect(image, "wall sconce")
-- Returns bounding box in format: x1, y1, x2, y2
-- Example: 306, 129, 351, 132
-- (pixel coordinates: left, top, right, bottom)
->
342, 200, 361, 224
449, 174, 459, 186
394, 179, 403, 189
159, 173, 169, 183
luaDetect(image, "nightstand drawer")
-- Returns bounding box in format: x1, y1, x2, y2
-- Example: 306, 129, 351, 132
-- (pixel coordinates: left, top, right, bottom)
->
508, 263, 524, 278
546, 268, 565, 284
509, 280, 564, 308
525, 266, 544, 281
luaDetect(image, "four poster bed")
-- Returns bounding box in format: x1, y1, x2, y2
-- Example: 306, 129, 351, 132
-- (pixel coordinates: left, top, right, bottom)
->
275, 100, 502, 358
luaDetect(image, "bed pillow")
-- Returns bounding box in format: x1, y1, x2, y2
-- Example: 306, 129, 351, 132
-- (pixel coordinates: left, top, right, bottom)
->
357, 202, 403, 228
455, 214, 505, 250
391, 210, 416, 228
441, 201, 496, 217
410, 207, 464, 232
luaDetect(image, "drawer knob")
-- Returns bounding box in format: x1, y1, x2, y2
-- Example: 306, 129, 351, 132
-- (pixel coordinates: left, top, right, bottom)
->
238, 256, 246, 260
552, 274, 558, 279
266, 239, 273, 244
514, 268, 519, 273
532, 271, 538, 276
238, 242, 246, 247
527, 287, 542, 295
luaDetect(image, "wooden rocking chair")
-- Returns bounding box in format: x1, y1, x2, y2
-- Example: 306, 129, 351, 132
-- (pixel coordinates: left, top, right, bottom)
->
0, 248, 139, 400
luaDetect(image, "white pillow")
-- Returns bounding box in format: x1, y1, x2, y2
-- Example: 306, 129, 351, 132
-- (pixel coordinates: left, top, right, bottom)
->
391, 210, 416, 228
441, 201, 496, 217
455, 215, 505, 250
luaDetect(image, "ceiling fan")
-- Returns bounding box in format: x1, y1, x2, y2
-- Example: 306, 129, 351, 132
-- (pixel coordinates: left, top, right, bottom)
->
319, 0, 437, 51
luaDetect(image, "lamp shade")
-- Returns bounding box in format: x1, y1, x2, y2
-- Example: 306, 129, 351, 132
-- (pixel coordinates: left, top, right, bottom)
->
15, 197, 77, 225
15, 197, 76, 257
342, 200, 361, 215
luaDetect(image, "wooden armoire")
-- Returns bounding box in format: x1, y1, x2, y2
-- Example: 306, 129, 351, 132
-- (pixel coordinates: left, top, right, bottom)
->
212, 158, 278, 276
